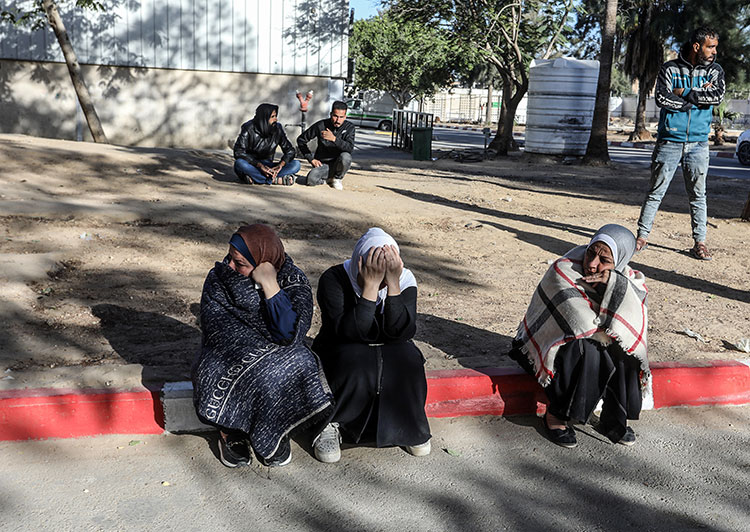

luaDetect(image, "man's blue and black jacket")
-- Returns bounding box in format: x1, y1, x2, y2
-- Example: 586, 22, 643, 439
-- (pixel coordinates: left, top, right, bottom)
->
655, 50, 725, 143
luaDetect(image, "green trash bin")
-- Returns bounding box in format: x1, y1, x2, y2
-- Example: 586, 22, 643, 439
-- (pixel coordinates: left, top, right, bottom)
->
412, 127, 433, 161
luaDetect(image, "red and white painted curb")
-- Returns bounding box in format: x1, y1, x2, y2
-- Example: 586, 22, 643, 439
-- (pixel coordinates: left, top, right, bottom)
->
1, 359, 749, 441
431, 128, 739, 159
607, 140, 737, 159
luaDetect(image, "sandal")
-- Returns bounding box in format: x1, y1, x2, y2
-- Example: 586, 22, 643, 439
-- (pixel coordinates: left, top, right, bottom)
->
272, 175, 295, 186
690, 242, 712, 261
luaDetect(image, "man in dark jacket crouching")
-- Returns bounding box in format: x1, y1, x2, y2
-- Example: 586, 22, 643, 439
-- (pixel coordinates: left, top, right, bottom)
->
297, 101, 355, 190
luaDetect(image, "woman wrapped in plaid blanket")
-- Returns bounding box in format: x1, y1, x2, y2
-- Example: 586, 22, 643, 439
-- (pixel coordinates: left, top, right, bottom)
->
509, 224, 649, 448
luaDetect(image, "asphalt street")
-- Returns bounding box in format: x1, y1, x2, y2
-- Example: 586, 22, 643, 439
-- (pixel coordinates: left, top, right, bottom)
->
1, 406, 748, 531
353, 128, 750, 181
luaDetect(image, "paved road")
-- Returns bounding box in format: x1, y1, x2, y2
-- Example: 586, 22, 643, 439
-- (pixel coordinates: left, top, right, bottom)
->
354, 127, 750, 180
1, 406, 749, 531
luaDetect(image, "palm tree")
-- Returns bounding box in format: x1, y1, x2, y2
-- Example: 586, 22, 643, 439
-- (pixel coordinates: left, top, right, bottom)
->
584, 0, 618, 164
623, 1, 665, 141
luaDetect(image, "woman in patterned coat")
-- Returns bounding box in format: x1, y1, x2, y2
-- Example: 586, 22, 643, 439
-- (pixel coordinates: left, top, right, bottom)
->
192, 224, 332, 467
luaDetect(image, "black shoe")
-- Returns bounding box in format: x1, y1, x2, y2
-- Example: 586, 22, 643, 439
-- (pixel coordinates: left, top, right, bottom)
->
543, 415, 577, 448
260, 436, 292, 467
219, 433, 251, 468
617, 426, 636, 446
237, 173, 251, 185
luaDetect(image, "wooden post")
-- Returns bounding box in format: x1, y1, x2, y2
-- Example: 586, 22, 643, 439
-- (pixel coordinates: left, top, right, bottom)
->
742, 192, 750, 221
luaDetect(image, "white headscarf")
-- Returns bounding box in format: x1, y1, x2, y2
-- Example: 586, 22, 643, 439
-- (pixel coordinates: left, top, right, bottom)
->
587, 224, 637, 272
343, 227, 417, 307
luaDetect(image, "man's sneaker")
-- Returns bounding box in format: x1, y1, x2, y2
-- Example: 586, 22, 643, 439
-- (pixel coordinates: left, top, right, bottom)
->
406, 439, 431, 457
328, 178, 343, 190
260, 436, 292, 467
218, 433, 251, 468
313, 422, 342, 463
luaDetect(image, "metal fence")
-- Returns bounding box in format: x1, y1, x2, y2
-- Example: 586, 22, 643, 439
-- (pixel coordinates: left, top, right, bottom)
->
391, 110, 434, 150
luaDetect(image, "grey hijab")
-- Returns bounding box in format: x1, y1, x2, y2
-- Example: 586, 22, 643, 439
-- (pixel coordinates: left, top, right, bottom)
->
587, 224, 636, 272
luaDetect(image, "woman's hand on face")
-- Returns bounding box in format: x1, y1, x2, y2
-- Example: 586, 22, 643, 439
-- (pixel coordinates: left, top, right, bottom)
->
251, 262, 281, 299
358, 246, 386, 301
382, 245, 403, 294
581, 270, 611, 286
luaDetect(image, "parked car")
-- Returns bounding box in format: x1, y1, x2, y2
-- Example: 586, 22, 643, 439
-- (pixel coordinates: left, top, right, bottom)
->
345, 98, 393, 131
736, 129, 750, 166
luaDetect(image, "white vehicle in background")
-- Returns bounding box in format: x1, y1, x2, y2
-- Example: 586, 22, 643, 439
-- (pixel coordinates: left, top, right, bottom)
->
736, 129, 750, 166
345, 90, 397, 131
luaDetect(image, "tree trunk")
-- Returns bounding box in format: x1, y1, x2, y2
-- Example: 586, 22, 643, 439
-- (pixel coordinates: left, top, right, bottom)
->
42, 0, 108, 143
486, 83, 493, 125
488, 74, 523, 156
584, 0, 617, 164
628, 80, 653, 141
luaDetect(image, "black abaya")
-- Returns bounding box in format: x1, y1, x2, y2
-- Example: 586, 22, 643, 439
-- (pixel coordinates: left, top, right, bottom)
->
312, 264, 431, 447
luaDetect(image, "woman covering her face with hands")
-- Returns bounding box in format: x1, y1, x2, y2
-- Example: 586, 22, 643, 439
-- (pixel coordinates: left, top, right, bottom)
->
192, 224, 332, 468
508, 224, 650, 449
311, 228, 431, 463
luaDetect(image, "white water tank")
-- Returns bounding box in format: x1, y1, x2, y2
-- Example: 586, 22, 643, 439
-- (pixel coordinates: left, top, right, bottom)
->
525, 57, 600, 155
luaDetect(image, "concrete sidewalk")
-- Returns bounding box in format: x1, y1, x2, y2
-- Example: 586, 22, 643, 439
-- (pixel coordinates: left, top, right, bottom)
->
2, 358, 749, 441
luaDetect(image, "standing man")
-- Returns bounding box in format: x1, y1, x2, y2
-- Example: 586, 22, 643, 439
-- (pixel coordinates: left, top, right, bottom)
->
297, 101, 355, 190
636, 27, 724, 260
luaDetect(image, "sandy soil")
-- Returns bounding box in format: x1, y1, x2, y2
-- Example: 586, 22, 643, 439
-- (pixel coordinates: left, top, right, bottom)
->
1, 133, 748, 388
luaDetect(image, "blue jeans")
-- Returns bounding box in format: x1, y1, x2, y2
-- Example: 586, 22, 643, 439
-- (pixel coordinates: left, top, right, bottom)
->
637, 140, 709, 243
304, 152, 352, 186
234, 158, 301, 185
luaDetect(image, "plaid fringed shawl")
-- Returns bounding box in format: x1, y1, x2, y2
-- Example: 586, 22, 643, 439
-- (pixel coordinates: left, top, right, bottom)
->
192, 256, 332, 460
515, 246, 650, 391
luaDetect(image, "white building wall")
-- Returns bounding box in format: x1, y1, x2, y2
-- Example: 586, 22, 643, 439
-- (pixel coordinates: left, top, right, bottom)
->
0, 0, 350, 147
0, 0, 349, 78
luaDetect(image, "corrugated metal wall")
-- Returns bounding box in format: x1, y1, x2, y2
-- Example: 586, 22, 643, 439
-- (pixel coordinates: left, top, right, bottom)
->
0, 0, 349, 77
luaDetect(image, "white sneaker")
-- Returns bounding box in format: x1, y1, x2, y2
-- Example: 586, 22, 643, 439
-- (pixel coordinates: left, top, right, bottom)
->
313, 423, 341, 463
406, 439, 431, 457
329, 178, 343, 190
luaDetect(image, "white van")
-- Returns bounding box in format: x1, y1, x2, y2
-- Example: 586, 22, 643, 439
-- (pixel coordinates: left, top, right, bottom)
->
345, 98, 394, 131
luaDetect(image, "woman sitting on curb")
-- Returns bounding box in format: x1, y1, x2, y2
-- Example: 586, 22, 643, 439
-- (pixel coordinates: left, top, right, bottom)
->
233, 103, 300, 186
508, 224, 650, 448
192, 224, 332, 467
311, 228, 431, 463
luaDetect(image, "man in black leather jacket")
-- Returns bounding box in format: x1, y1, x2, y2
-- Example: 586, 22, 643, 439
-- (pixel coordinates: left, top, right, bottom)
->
297, 101, 355, 190
233, 103, 300, 186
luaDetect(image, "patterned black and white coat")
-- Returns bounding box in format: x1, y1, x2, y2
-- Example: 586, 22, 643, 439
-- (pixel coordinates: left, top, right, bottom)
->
192, 255, 332, 460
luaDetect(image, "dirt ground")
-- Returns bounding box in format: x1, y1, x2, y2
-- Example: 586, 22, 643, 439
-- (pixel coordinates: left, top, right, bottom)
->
1, 133, 749, 388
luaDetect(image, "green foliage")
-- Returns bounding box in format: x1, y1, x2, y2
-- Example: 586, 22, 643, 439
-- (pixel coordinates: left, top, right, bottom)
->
569, 1, 750, 96
388, 0, 574, 155
389, 0, 573, 83
349, 12, 460, 108
713, 100, 738, 122
1, 1, 104, 30
610, 64, 634, 96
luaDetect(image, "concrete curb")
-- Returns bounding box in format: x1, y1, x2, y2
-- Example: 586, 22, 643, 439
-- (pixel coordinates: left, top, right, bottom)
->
1, 359, 749, 441
607, 140, 737, 159
431, 129, 739, 159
